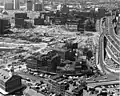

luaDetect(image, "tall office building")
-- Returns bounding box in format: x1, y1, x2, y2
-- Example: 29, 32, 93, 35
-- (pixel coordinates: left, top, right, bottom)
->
14, 0, 20, 10
27, 0, 33, 11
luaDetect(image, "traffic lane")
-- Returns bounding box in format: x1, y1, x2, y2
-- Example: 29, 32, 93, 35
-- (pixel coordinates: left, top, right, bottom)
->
106, 46, 120, 64
87, 80, 120, 88
86, 74, 119, 83
98, 27, 114, 73
105, 34, 120, 53
107, 17, 120, 51
109, 16, 120, 40
100, 17, 120, 74
99, 29, 119, 77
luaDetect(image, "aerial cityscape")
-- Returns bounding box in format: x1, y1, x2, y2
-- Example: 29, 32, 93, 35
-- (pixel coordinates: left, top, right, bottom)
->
0, 0, 120, 96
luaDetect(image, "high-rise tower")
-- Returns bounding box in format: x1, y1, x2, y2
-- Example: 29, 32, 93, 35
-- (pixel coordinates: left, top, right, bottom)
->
14, 0, 20, 10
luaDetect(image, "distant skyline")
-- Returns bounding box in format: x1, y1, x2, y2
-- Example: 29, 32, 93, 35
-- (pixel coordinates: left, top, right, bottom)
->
0, 0, 120, 4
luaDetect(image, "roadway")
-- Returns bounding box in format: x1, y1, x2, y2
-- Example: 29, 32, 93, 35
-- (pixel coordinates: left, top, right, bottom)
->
109, 16, 120, 40
87, 80, 120, 88
106, 45, 120, 65
87, 27, 119, 90
97, 17, 120, 78
105, 17, 120, 52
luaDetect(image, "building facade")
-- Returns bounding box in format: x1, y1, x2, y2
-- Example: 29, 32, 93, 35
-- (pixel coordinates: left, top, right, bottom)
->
14, 0, 20, 10
0, 69, 22, 95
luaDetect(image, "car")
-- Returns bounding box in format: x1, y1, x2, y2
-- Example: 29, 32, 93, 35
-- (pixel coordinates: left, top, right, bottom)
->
23, 69, 28, 73
39, 73, 44, 77
44, 74, 48, 78
30, 71, 34, 75
35, 86, 40, 89
26, 78, 31, 82
33, 72, 38, 76
47, 75, 51, 78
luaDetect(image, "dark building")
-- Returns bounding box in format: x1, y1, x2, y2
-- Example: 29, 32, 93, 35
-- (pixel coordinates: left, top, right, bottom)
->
84, 18, 96, 32
15, 18, 24, 28
86, 50, 93, 60
52, 48, 76, 61
65, 49, 76, 61
77, 16, 86, 32
83, 47, 89, 56
14, 13, 29, 28
26, 54, 61, 73
0, 19, 11, 35
98, 8, 106, 18
65, 42, 78, 50
61, 5, 69, 14
34, 18, 45, 25
0, 69, 22, 95
47, 54, 61, 72
27, 0, 33, 11
34, 3, 43, 11
15, 13, 28, 19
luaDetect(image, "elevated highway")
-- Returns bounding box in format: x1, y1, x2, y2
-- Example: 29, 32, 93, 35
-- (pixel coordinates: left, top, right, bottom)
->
97, 16, 120, 78
106, 45, 120, 65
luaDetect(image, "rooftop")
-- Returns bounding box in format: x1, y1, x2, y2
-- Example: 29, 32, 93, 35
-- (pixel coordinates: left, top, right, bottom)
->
23, 87, 45, 96
0, 69, 11, 82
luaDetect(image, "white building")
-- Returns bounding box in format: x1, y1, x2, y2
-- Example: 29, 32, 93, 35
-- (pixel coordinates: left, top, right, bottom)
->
14, 0, 20, 10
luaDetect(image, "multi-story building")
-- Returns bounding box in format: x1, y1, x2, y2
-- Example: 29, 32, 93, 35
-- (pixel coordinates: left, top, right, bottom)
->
48, 75, 67, 96
14, 0, 20, 10
0, 69, 22, 95
47, 54, 61, 72
26, 55, 43, 71
27, 0, 33, 11
98, 16, 120, 76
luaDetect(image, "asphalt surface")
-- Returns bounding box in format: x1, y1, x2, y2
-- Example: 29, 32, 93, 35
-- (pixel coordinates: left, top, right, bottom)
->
97, 16, 120, 78
106, 45, 120, 65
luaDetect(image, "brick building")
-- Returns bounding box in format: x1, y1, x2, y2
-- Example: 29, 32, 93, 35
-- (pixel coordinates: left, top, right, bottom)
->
47, 54, 61, 72
0, 69, 22, 95
49, 78, 66, 96
26, 56, 42, 71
